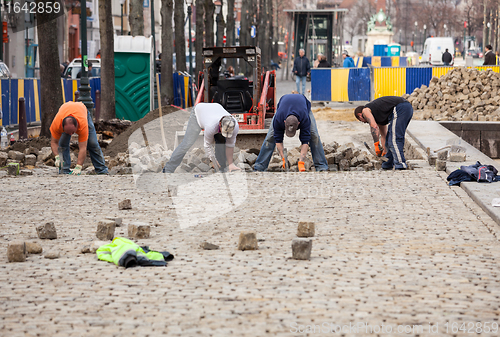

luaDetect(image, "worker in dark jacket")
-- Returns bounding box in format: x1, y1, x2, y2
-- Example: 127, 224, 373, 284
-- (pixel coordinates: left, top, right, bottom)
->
292, 49, 310, 95
442, 49, 453, 66
354, 96, 413, 170
253, 94, 328, 172
484, 45, 496, 65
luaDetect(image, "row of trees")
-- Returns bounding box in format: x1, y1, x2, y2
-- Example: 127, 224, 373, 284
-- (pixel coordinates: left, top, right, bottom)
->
37, 0, 289, 135
345, 0, 497, 53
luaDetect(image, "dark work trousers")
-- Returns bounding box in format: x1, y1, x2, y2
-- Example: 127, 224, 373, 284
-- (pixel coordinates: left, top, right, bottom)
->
384, 101, 413, 170
214, 133, 227, 171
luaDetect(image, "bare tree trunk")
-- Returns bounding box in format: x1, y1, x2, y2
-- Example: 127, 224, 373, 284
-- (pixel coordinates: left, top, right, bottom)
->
257, 0, 265, 55
204, 0, 215, 47
98, 0, 115, 120
130, 0, 145, 36
161, 0, 174, 105
36, 1, 63, 137
263, 0, 271, 68
226, 0, 235, 68
216, 0, 225, 47
195, 0, 204, 76
484, 0, 487, 50
239, 0, 251, 75
174, 0, 186, 71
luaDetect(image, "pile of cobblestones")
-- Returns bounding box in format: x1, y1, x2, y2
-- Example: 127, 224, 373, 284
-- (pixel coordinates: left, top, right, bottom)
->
0, 146, 60, 176
406, 67, 500, 121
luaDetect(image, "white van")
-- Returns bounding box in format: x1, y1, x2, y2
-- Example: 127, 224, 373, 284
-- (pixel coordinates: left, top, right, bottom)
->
421, 37, 455, 66
63, 58, 101, 78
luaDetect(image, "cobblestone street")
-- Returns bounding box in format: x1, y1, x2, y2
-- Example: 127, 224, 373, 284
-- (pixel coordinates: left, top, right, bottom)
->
1, 166, 500, 336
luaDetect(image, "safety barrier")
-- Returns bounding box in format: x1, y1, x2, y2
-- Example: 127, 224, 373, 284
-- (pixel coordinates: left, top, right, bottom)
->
0, 74, 195, 126
0, 78, 101, 127
311, 65, 500, 102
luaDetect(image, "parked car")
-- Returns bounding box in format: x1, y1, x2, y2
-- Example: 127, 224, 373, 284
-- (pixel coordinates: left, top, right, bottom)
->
466, 49, 482, 58
63, 58, 101, 78
0, 61, 11, 78
421, 37, 455, 66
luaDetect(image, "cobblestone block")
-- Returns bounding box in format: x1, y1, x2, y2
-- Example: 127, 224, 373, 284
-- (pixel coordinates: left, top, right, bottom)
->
24, 154, 37, 166
297, 222, 315, 237
128, 222, 151, 239
7, 241, 26, 262
450, 152, 466, 162
8, 150, 24, 161
96, 220, 116, 240
44, 250, 60, 259
118, 199, 132, 210
200, 241, 220, 250
25, 242, 42, 254
7, 163, 19, 176
36, 222, 57, 239
238, 231, 258, 251
437, 150, 448, 161
436, 159, 447, 171
292, 238, 312, 260
0, 151, 7, 166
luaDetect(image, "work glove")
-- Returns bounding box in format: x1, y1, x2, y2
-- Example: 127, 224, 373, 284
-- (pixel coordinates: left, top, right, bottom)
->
374, 141, 384, 157
54, 155, 62, 169
282, 157, 286, 169
298, 161, 306, 172
70, 164, 83, 175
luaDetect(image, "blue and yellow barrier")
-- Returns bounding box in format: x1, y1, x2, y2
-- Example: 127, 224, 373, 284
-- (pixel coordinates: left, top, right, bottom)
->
173, 72, 193, 109
312, 65, 500, 102
1, 78, 101, 127
312, 68, 370, 101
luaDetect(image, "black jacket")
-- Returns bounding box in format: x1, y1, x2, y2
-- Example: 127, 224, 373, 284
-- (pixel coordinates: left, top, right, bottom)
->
442, 51, 452, 64
484, 50, 496, 65
318, 60, 331, 68
292, 56, 310, 77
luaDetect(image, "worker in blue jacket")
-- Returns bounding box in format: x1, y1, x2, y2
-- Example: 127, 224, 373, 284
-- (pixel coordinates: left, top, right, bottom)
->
253, 94, 328, 172
342, 50, 355, 67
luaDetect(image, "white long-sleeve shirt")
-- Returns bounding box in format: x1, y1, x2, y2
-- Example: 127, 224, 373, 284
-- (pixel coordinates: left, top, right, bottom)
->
195, 103, 239, 163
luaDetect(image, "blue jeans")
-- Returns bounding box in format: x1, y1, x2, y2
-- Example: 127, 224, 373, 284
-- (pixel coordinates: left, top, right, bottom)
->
163, 109, 202, 173
58, 111, 108, 174
384, 102, 413, 170
296, 75, 306, 95
253, 110, 328, 172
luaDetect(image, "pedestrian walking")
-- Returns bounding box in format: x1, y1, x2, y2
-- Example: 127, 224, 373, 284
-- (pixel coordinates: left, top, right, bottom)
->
342, 50, 355, 68
484, 45, 496, 65
292, 49, 310, 95
442, 49, 453, 66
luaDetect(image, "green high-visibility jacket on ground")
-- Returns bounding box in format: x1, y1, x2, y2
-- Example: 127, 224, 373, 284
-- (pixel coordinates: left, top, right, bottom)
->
96, 237, 173, 268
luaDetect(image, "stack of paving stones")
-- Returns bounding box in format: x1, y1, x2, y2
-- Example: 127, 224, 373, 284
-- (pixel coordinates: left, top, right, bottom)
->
0, 147, 54, 177
407, 67, 500, 121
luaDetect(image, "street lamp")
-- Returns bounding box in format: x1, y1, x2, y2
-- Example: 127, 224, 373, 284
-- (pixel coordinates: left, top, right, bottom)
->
215, 2, 222, 47
120, 0, 125, 35
487, 22, 491, 45
423, 24, 427, 50
444, 24, 447, 37
187, 0, 193, 76
77, 0, 94, 113
413, 21, 417, 51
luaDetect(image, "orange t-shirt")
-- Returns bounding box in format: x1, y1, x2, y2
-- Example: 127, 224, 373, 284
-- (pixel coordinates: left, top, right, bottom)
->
49, 101, 89, 142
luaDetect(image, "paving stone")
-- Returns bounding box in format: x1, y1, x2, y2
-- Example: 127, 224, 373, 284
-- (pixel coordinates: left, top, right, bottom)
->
25, 242, 43, 254
8, 150, 24, 161
36, 222, 57, 240
297, 221, 315, 237
44, 250, 60, 259
19, 169, 33, 176
7, 162, 19, 175
106, 217, 123, 226
0, 151, 7, 166
435, 159, 447, 171
238, 231, 258, 251
200, 241, 220, 250
7, 241, 26, 262
24, 147, 39, 156
437, 150, 448, 161
96, 220, 116, 240
24, 154, 37, 166
128, 222, 151, 239
118, 199, 132, 210
449, 152, 466, 162
292, 238, 312, 260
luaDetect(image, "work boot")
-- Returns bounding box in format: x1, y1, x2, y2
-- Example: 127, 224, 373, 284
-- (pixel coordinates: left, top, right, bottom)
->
381, 160, 394, 170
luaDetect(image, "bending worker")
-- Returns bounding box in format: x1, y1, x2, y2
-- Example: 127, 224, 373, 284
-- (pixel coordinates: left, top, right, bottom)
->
163, 103, 241, 173
253, 94, 328, 172
50, 101, 108, 175
354, 96, 413, 170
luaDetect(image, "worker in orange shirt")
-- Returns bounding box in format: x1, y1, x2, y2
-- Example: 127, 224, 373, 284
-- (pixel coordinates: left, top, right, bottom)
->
50, 101, 108, 175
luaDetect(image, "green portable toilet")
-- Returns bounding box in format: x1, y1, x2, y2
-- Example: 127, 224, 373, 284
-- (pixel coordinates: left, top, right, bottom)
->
114, 36, 154, 121
387, 43, 401, 57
